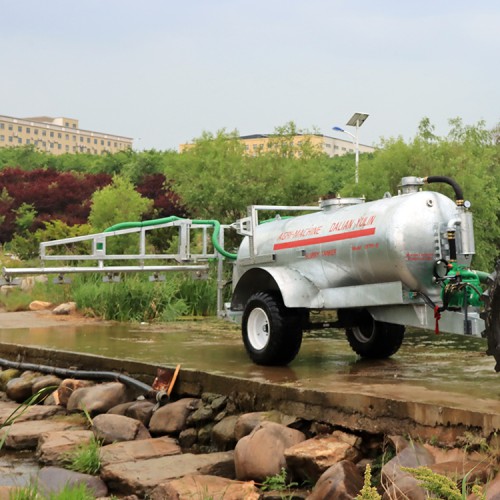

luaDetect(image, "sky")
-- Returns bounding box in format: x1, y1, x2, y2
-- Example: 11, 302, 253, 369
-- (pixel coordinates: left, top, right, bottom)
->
1, 0, 499, 151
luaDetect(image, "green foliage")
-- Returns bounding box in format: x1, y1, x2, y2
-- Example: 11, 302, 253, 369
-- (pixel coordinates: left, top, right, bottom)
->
261, 467, 298, 492
9, 482, 95, 500
71, 274, 189, 322
355, 464, 381, 499
14, 203, 37, 233
177, 274, 217, 316
63, 435, 102, 475
88, 175, 152, 232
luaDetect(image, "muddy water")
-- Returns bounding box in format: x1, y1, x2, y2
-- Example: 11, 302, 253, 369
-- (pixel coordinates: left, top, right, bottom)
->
0, 319, 498, 401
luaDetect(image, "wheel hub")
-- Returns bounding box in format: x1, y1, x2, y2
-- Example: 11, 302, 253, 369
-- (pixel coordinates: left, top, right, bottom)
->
247, 307, 270, 350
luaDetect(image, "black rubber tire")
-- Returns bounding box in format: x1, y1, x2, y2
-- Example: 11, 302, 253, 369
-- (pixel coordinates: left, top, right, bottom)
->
346, 309, 405, 359
242, 292, 303, 366
482, 260, 500, 371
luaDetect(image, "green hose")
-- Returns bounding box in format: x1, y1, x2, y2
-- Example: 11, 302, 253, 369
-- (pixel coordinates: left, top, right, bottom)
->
104, 216, 238, 260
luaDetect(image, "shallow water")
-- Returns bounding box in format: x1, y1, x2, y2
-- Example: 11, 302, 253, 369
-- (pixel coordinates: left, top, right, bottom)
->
0, 319, 497, 401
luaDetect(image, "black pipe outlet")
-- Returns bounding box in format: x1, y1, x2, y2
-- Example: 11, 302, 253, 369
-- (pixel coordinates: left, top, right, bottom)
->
424, 176, 464, 203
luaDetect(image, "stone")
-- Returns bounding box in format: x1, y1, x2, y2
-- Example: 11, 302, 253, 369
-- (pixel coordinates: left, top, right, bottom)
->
381, 443, 435, 500
387, 435, 410, 453
428, 460, 494, 486
285, 433, 362, 482
179, 427, 198, 449
0, 369, 20, 392
6, 377, 33, 403
100, 435, 181, 466
150, 474, 260, 500
36, 430, 94, 465
31, 375, 62, 395
212, 414, 239, 451
198, 423, 214, 445
307, 460, 364, 500
57, 379, 94, 407
0, 418, 85, 450
100, 451, 234, 496
149, 398, 199, 435
67, 382, 131, 415
234, 410, 298, 440
211, 395, 228, 412
29, 300, 52, 311
0, 401, 66, 425
234, 421, 306, 482
91, 413, 151, 444
37, 466, 108, 497
187, 405, 214, 425
52, 302, 77, 315
108, 400, 155, 426
484, 470, 500, 499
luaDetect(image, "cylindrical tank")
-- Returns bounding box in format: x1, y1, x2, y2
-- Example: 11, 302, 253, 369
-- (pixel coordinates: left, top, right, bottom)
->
236, 190, 461, 299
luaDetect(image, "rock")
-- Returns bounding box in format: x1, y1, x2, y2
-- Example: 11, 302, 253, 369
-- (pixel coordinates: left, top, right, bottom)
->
198, 423, 214, 446
91, 414, 151, 444
108, 400, 155, 426
307, 460, 364, 500
36, 430, 94, 465
212, 415, 239, 451
234, 410, 299, 440
179, 428, 198, 449
387, 435, 410, 453
149, 398, 199, 435
187, 405, 214, 425
0, 418, 85, 450
29, 300, 52, 311
100, 436, 181, 467
37, 466, 108, 498
150, 474, 260, 500
0, 401, 66, 425
100, 451, 234, 496
52, 302, 77, 315
428, 460, 494, 486
484, 470, 500, 499
6, 377, 33, 403
67, 382, 131, 415
234, 421, 306, 482
31, 375, 62, 395
211, 395, 228, 412
0, 369, 20, 392
57, 379, 94, 407
285, 432, 362, 482
381, 443, 435, 500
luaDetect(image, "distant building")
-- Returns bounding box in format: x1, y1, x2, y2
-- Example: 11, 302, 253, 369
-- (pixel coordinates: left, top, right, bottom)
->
0, 115, 133, 155
179, 133, 375, 157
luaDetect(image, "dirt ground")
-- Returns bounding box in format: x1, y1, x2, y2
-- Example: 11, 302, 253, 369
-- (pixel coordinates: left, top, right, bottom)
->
0, 309, 107, 329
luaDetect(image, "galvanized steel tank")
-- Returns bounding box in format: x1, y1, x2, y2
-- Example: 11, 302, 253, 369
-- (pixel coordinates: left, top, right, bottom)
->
235, 189, 462, 300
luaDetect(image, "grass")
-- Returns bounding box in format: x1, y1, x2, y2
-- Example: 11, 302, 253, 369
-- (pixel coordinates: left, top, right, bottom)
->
62, 435, 102, 475
9, 482, 96, 500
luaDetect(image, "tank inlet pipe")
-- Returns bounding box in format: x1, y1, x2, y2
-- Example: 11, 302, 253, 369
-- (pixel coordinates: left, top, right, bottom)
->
423, 176, 464, 205
0, 358, 169, 407
104, 216, 237, 260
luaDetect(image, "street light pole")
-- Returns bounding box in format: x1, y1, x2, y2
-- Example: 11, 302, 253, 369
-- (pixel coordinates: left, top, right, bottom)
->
332, 112, 369, 184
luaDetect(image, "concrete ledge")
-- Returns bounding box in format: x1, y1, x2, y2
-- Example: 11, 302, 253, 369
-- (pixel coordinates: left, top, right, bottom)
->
0, 342, 498, 438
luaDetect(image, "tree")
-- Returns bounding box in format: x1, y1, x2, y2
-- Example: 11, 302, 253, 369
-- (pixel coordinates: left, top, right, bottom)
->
88, 175, 152, 231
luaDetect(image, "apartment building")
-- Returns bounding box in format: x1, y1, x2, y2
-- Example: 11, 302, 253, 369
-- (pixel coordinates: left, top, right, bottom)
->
180, 133, 375, 157
238, 134, 375, 157
0, 115, 133, 155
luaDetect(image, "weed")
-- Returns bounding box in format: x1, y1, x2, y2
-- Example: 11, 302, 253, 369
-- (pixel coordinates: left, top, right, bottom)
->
355, 464, 381, 500
261, 467, 298, 492
63, 435, 102, 475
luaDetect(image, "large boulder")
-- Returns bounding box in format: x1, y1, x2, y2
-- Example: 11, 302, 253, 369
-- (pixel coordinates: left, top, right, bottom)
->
31, 375, 63, 396
0, 369, 20, 392
36, 466, 108, 498
150, 474, 260, 500
37, 430, 94, 465
56, 379, 94, 407
108, 400, 155, 426
212, 415, 239, 451
6, 377, 33, 403
67, 382, 131, 415
149, 398, 199, 435
381, 443, 435, 500
234, 411, 298, 440
92, 414, 151, 444
307, 460, 364, 500
285, 431, 362, 482
234, 422, 306, 482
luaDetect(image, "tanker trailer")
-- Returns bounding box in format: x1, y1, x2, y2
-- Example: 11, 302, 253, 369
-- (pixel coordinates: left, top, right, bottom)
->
228, 175, 500, 369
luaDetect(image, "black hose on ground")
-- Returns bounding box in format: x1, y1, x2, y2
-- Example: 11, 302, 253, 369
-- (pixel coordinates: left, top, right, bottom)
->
424, 176, 465, 204
0, 357, 168, 405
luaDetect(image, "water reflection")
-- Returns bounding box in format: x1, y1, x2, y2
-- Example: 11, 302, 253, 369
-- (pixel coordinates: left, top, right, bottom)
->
0, 321, 498, 402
